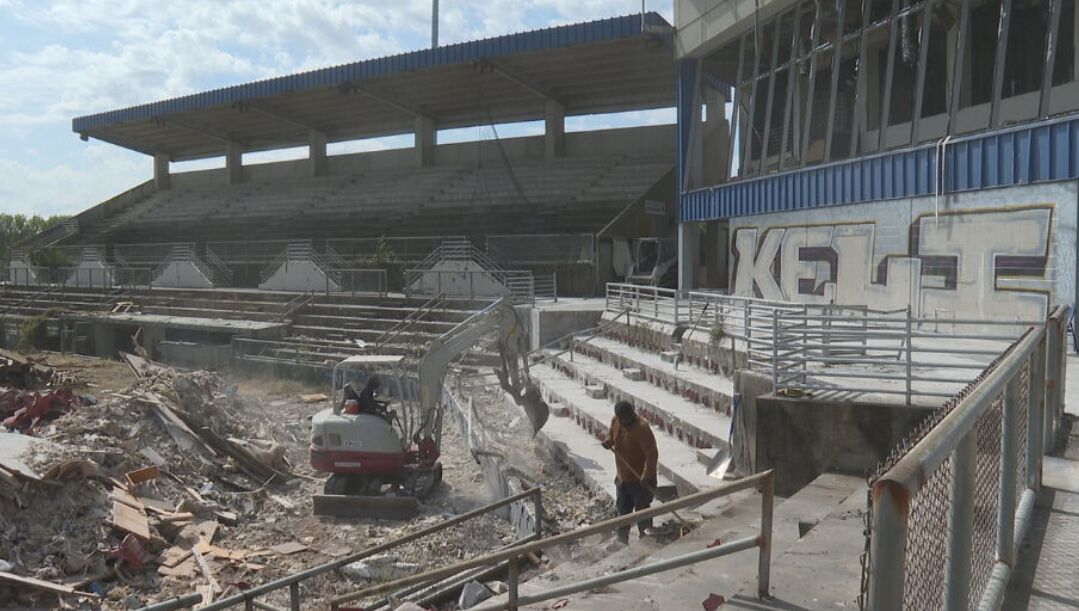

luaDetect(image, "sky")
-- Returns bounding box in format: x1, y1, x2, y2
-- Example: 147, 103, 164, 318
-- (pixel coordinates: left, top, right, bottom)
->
0, 0, 675, 218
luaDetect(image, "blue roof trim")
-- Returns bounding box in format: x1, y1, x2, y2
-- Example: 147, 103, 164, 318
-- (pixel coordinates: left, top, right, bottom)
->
680, 112, 1079, 222
72, 13, 669, 133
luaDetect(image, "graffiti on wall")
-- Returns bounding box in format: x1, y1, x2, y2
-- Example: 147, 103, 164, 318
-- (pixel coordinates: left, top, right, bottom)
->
731, 206, 1055, 321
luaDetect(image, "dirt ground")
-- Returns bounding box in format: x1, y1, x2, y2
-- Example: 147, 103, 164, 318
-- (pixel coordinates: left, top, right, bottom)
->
0, 355, 616, 610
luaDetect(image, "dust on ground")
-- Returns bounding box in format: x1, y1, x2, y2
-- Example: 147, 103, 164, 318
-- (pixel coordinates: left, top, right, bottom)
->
1, 354, 614, 610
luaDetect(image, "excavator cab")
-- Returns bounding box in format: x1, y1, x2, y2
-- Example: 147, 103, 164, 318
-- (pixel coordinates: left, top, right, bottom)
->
311, 355, 441, 498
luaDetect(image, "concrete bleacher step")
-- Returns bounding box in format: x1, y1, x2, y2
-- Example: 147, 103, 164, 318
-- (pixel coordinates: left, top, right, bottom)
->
530, 363, 721, 496
535, 415, 676, 502
576, 335, 734, 413
545, 347, 732, 452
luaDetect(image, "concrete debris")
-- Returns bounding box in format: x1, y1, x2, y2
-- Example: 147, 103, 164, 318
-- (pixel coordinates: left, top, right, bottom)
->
340, 554, 420, 583
457, 579, 494, 608
392, 603, 428, 611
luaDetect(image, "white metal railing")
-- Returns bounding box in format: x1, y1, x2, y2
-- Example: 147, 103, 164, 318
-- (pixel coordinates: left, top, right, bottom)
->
605, 283, 1040, 404
865, 305, 1069, 610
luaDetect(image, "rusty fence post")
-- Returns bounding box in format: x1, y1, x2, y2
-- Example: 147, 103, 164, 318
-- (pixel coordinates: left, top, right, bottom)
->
998, 373, 1020, 568
758, 471, 774, 598
867, 479, 910, 610
943, 430, 976, 611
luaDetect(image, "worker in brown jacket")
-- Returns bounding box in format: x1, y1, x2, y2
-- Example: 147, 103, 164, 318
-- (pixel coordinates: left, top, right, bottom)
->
602, 401, 659, 544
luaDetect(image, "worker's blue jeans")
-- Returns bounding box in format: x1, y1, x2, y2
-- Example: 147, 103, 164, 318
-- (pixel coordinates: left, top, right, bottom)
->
615, 480, 654, 542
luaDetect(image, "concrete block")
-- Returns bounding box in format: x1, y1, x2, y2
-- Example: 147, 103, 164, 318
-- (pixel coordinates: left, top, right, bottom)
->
549, 402, 571, 418
584, 384, 607, 400
621, 368, 645, 381
660, 350, 681, 363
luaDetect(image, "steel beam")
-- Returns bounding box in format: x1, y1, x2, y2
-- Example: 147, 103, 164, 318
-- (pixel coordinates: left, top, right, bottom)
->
484, 59, 564, 105
823, 0, 847, 162
1040, 0, 1064, 117
801, 0, 824, 165
243, 100, 325, 133
877, 0, 902, 152
778, 1, 804, 171
946, 0, 971, 135
989, 0, 1013, 128
760, 16, 785, 174
346, 83, 433, 120
158, 117, 245, 147
741, 27, 764, 176
849, 0, 873, 156
730, 33, 749, 178
910, 0, 934, 144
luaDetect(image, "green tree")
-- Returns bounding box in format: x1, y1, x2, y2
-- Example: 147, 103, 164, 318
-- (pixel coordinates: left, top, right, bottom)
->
0, 214, 70, 262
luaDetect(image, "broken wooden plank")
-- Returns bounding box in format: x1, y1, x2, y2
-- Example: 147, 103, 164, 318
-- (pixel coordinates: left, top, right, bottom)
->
157, 557, 196, 578
196, 584, 215, 608
300, 393, 328, 403
0, 570, 99, 598
191, 547, 221, 594
139, 447, 168, 466
214, 510, 238, 526
312, 494, 419, 520
267, 493, 295, 510
195, 427, 282, 482
126, 465, 160, 486
158, 546, 193, 569
268, 541, 308, 556
110, 501, 151, 540
109, 488, 145, 511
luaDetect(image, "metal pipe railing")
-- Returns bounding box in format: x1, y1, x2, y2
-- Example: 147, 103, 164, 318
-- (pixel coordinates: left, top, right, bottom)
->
865, 304, 1070, 609
330, 470, 776, 609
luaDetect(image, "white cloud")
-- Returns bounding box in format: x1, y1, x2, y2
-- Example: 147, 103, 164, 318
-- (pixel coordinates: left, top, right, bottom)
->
0, 143, 148, 216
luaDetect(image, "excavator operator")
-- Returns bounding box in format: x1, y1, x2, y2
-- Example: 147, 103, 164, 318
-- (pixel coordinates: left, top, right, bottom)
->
342, 377, 388, 415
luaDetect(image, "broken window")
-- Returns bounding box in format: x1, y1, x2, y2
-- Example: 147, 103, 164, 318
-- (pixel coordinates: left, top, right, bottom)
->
1003, 0, 1049, 98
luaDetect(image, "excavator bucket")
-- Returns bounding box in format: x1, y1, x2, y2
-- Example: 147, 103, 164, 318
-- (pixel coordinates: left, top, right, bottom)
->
519, 384, 549, 435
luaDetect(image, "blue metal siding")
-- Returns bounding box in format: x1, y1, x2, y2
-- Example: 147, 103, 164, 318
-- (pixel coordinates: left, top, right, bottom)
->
73, 12, 668, 133
680, 112, 1079, 222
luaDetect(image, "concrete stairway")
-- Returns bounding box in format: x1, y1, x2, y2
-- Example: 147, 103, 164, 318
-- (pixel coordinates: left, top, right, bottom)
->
489, 472, 865, 610
532, 332, 736, 499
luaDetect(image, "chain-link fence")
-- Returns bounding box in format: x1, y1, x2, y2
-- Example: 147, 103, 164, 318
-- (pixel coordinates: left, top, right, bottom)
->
861, 305, 1069, 610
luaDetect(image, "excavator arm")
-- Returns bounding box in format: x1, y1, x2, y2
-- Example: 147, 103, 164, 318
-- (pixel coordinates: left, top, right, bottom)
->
417, 297, 548, 441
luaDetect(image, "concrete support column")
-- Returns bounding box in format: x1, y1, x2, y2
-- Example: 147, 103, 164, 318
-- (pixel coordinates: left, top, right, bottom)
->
153, 152, 171, 191
308, 130, 328, 177
226, 142, 244, 184
703, 220, 729, 289
678, 222, 699, 294
544, 100, 566, 160
415, 115, 436, 167
701, 85, 730, 184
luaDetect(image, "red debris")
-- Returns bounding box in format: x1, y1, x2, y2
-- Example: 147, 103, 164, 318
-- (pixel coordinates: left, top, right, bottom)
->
0, 386, 77, 433
707, 538, 724, 548
108, 534, 152, 570
702, 593, 726, 610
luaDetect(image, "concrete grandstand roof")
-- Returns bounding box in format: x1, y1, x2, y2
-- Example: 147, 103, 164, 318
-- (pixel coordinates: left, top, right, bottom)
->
73, 13, 675, 162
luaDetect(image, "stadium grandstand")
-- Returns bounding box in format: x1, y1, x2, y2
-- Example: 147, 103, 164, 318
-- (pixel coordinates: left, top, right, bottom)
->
13, 12, 678, 299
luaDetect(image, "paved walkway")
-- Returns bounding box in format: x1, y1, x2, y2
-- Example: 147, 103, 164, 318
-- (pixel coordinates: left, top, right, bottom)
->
1004, 358, 1079, 609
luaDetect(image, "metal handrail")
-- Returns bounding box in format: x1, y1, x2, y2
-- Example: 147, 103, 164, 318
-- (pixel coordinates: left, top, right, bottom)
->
165, 487, 544, 611
330, 470, 775, 609
528, 308, 631, 369
376, 293, 446, 348
866, 305, 1070, 609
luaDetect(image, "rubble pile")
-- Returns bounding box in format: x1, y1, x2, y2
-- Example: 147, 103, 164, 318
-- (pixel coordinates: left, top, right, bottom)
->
0, 354, 294, 608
